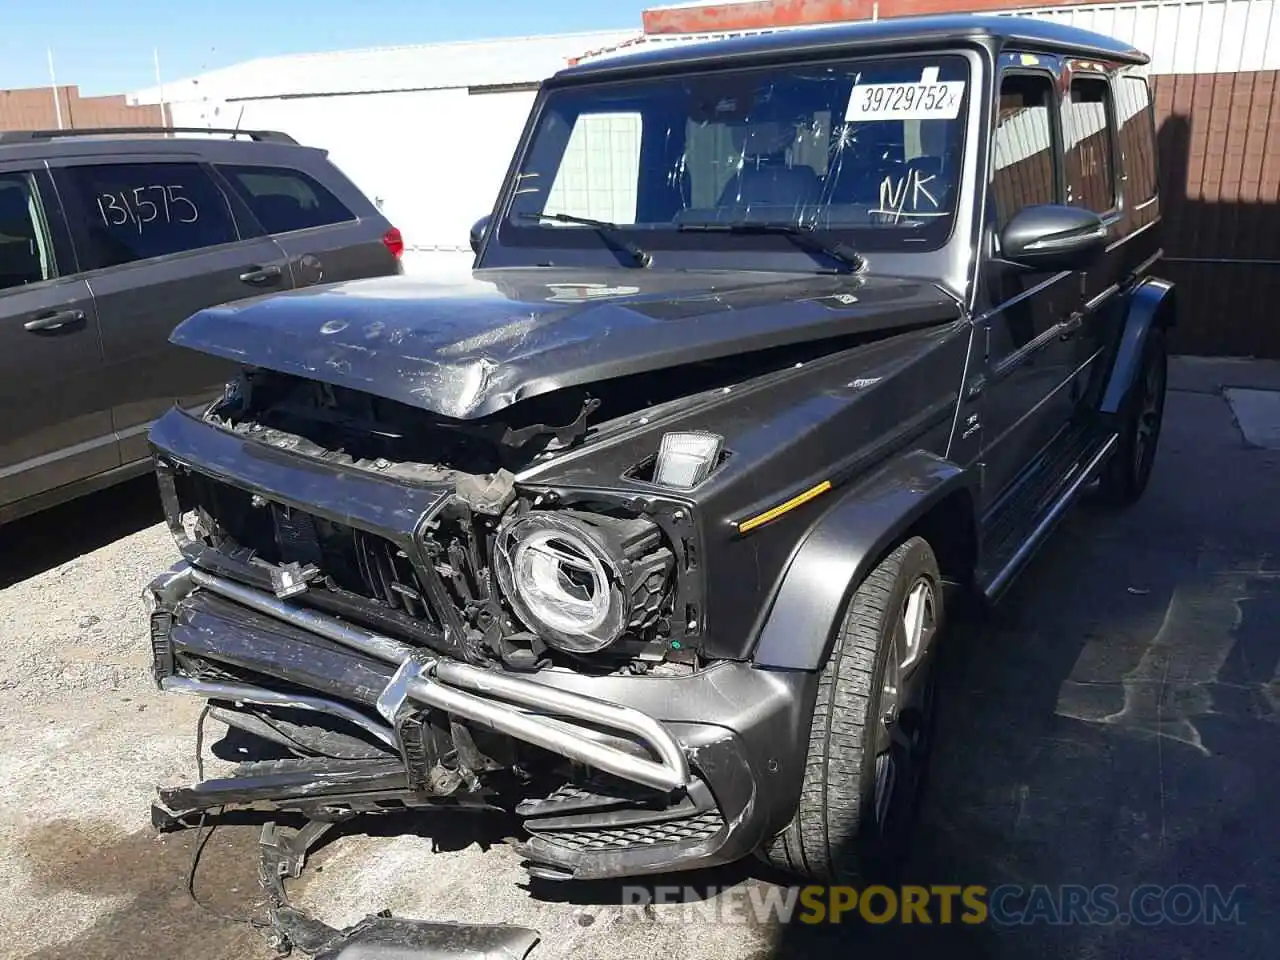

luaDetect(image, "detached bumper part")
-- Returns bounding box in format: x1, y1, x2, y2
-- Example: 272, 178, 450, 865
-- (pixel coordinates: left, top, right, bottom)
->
260, 820, 540, 960
147, 561, 812, 879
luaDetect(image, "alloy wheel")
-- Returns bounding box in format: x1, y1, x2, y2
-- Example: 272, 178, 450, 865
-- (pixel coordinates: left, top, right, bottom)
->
873, 577, 938, 837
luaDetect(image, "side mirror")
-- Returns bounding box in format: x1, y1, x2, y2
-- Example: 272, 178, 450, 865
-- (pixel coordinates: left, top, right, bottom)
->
469, 215, 491, 255
999, 204, 1108, 272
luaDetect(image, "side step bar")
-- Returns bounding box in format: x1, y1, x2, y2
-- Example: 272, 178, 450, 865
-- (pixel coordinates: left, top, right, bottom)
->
158, 568, 692, 794
981, 432, 1119, 602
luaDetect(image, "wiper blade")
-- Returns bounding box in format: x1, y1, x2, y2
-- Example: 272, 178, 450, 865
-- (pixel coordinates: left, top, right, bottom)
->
678, 221, 865, 272
517, 211, 653, 268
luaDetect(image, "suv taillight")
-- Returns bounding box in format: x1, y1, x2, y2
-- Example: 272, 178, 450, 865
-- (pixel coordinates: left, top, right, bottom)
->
382, 226, 404, 259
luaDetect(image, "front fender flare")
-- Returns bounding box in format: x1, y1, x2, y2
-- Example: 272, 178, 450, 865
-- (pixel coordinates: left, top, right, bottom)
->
1100, 278, 1176, 415
751, 450, 976, 671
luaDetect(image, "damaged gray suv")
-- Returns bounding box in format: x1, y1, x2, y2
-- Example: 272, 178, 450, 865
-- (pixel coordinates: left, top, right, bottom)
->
144, 14, 1171, 892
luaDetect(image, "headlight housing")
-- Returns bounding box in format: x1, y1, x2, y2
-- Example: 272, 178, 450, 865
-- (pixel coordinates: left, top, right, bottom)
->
493, 511, 671, 654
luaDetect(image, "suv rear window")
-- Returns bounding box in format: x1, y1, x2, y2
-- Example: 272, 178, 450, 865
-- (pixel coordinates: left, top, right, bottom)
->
57, 162, 240, 270
217, 164, 356, 234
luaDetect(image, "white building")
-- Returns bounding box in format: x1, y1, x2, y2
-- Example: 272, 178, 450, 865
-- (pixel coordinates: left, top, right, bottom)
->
128, 30, 636, 275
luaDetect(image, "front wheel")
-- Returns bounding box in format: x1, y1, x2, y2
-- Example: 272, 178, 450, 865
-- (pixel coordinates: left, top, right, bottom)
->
761, 536, 942, 883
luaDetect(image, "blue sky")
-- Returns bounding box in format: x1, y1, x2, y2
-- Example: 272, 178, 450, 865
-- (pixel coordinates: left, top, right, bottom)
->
1, 0, 655, 95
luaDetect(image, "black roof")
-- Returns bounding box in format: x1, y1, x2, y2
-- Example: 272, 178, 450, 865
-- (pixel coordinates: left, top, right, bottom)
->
555, 13, 1148, 81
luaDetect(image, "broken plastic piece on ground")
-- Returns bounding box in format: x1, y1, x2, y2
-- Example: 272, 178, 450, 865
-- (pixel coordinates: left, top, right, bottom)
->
259, 819, 540, 959
312, 915, 541, 960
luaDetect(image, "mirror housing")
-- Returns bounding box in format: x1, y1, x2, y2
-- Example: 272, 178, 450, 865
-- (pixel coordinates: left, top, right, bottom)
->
999, 204, 1108, 272
469, 215, 492, 255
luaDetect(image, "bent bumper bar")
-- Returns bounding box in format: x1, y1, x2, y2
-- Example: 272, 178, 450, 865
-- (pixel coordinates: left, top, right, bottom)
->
155, 565, 691, 793
160, 674, 399, 749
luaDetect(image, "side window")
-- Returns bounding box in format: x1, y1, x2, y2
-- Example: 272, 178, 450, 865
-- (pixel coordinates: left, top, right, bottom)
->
1116, 75, 1157, 205
992, 73, 1058, 232
217, 164, 356, 234
0, 174, 56, 291
1062, 77, 1116, 213
58, 162, 239, 271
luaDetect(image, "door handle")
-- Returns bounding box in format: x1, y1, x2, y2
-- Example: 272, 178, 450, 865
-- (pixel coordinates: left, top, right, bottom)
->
1058, 312, 1084, 341
239, 265, 283, 285
24, 308, 86, 332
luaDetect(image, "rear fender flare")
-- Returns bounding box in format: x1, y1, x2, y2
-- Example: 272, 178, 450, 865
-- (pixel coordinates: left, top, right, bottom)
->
1100, 278, 1176, 415
751, 450, 977, 672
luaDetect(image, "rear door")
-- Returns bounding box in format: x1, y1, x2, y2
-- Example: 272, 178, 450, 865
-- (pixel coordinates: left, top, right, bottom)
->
51, 157, 296, 465
213, 160, 399, 287
0, 163, 117, 516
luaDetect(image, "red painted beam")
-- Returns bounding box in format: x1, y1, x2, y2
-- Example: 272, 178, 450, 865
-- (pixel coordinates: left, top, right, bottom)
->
643, 0, 1124, 35
644, 0, 870, 35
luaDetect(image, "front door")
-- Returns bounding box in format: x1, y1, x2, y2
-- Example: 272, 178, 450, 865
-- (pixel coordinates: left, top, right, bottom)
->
51, 158, 295, 465
0, 164, 116, 516
977, 67, 1084, 508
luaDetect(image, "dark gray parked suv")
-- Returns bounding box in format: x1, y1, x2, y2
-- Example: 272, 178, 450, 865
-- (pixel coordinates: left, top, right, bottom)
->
142, 14, 1171, 905
0, 126, 403, 523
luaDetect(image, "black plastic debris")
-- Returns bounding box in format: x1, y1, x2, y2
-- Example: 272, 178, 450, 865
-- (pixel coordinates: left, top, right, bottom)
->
259, 820, 539, 960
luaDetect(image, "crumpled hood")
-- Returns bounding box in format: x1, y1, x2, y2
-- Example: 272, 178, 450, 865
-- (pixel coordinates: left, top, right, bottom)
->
170, 267, 959, 420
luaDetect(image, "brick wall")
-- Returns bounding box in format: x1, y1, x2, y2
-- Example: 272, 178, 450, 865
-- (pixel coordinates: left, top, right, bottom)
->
0, 85, 165, 132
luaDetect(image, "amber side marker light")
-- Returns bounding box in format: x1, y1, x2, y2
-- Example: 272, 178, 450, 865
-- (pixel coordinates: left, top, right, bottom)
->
735, 480, 833, 534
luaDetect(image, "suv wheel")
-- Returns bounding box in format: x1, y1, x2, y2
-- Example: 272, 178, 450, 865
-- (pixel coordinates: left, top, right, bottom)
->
1100, 325, 1167, 505
761, 536, 942, 883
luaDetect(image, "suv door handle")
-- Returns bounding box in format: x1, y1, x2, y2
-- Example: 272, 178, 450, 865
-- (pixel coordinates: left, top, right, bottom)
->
24, 309, 86, 332
239, 265, 283, 285
1058, 312, 1084, 341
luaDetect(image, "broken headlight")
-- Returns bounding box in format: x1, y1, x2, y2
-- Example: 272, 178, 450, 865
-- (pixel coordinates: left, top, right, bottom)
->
492, 511, 672, 655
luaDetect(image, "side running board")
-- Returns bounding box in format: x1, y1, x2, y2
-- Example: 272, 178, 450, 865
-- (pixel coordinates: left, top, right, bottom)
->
980, 431, 1119, 602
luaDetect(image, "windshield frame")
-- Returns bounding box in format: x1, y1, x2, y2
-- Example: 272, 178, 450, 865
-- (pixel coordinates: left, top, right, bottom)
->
482, 46, 985, 274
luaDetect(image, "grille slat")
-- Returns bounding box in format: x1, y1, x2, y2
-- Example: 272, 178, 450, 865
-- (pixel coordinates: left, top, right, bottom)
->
180, 472, 442, 630
531, 810, 726, 851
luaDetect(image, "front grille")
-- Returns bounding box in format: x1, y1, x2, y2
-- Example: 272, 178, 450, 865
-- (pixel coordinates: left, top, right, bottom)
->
530, 810, 726, 851
175, 471, 437, 626
149, 611, 175, 679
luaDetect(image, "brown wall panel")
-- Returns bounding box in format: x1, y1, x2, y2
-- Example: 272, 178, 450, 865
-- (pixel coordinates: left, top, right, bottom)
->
0, 85, 163, 132
1152, 70, 1280, 357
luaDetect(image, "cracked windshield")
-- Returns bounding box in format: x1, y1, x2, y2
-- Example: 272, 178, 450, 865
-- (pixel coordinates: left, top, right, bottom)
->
505, 55, 969, 252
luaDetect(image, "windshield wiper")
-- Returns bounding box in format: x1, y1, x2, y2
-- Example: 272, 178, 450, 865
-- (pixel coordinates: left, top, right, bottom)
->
677, 221, 865, 272
517, 211, 653, 268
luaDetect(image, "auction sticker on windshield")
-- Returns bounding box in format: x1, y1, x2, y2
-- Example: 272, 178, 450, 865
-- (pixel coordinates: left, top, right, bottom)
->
845, 67, 964, 122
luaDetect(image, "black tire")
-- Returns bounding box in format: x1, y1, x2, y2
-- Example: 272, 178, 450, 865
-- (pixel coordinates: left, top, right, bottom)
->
761, 536, 943, 883
1099, 325, 1168, 505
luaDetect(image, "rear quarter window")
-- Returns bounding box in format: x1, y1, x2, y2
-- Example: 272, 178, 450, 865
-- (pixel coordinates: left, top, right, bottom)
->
217, 164, 356, 234
1116, 75, 1158, 205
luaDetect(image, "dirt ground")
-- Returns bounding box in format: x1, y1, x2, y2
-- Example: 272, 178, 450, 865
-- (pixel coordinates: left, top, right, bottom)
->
1, 357, 1277, 960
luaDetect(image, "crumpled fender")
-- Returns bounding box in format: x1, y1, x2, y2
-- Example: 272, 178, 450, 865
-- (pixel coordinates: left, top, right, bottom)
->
750, 449, 976, 671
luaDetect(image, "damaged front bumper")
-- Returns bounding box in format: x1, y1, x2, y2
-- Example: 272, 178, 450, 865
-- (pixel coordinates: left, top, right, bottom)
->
147, 562, 815, 880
